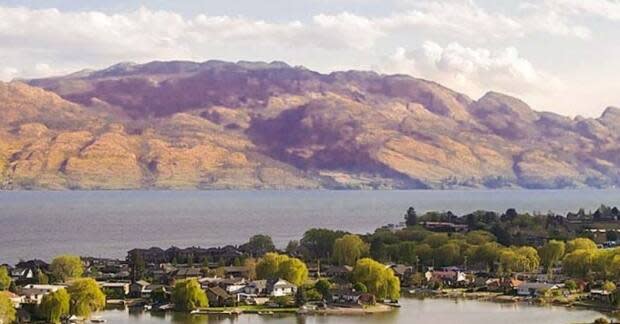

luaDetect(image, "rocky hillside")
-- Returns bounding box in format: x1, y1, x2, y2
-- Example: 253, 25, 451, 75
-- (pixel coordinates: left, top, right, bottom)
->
0, 60, 617, 189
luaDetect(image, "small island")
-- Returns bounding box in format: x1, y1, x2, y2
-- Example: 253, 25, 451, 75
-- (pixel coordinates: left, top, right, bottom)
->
2, 204, 620, 323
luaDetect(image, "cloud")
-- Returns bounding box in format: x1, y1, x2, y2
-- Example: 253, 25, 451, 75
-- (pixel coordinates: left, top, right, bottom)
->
543, 0, 620, 21
378, 41, 563, 100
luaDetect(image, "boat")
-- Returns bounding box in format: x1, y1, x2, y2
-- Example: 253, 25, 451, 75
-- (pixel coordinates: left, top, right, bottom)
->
90, 318, 107, 323
258, 311, 274, 315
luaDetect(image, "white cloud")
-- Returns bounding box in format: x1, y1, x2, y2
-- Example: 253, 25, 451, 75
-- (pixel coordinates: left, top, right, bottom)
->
543, 0, 620, 21
378, 41, 563, 100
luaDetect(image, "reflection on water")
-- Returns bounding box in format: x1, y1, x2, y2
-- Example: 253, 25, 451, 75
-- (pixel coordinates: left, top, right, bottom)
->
99, 298, 609, 324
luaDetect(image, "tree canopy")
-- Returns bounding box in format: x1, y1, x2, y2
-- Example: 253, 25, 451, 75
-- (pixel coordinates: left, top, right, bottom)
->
67, 278, 106, 318
0, 292, 16, 324
256, 253, 308, 286
333, 234, 369, 266
539, 240, 566, 272
39, 288, 70, 323
172, 278, 208, 311
0, 267, 11, 291
351, 258, 400, 300
240, 234, 276, 257
51, 255, 84, 282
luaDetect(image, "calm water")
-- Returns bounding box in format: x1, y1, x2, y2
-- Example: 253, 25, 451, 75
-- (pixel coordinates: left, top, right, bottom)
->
100, 298, 610, 324
1, 189, 619, 264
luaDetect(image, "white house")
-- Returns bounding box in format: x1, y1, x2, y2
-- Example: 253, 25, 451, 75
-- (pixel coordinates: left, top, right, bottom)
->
270, 279, 297, 297
18, 284, 65, 305
516, 282, 559, 296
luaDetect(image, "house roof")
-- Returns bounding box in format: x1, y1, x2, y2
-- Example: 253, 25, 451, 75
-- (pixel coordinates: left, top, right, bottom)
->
208, 286, 231, 299
326, 265, 353, 274
133, 280, 151, 287
272, 279, 296, 289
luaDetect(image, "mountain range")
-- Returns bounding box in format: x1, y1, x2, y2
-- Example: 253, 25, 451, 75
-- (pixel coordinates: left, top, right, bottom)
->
1, 60, 619, 190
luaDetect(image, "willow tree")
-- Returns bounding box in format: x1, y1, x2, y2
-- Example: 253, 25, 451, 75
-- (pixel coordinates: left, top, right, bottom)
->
172, 278, 208, 311
352, 258, 400, 300
0, 292, 16, 324
39, 288, 70, 323
333, 234, 369, 266
67, 278, 106, 318
51, 255, 83, 282
256, 253, 308, 286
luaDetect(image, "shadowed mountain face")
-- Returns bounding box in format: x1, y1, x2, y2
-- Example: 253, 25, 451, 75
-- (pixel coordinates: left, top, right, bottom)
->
0, 60, 617, 189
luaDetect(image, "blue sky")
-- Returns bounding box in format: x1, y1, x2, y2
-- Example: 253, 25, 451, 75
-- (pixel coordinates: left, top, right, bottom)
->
1, 0, 619, 117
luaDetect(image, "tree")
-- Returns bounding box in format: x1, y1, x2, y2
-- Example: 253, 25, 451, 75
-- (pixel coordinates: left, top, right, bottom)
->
36, 270, 50, 285
128, 250, 145, 282
314, 279, 331, 299
563, 249, 595, 278
353, 282, 368, 293
39, 288, 70, 323
51, 255, 83, 282
435, 243, 460, 267
465, 231, 496, 245
240, 234, 275, 257
566, 238, 597, 253
0, 267, 10, 291
539, 240, 566, 273
301, 228, 347, 260
256, 253, 308, 286
256, 253, 288, 280
295, 287, 307, 306
351, 258, 400, 300
603, 281, 617, 293
333, 234, 369, 266
67, 278, 106, 318
243, 258, 257, 280
405, 207, 417, 226
279, 258, 309, 286
172, 278, 208, 312
0, 292, 16, 324
286, 240, 300, 255
423, 233, 449, 248
564, 279, 578, 291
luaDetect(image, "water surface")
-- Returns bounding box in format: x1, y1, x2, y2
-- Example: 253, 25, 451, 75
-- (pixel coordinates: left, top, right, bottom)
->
1, 189, 619, 264
100, 298, 609, 324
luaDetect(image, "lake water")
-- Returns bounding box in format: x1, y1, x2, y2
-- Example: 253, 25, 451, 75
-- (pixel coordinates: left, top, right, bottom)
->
1, 189, 619, 264
100, 298, 610, 324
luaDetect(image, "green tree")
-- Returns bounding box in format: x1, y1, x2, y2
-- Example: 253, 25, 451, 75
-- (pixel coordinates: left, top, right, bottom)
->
353, 282, 368, 293
67, 278, 106, 318
0, 292, 16, 324
564, 279, 578, 291
405, 207, 417, 227
172, 278, 208, 312
301, 228, 347, 260
0, 267, 10, 291
256, 253, 308, 286
128, 250, 146, 282
333, 234, 369, 266
563, 249, 595, 277
539, 240, 566, 273
240, 234, 276, 257
51, 255, 84, 282
314, 279, 331, 299
603, 281, 617, 293
295, 287, 307, 306
36, 270, 50, 285
351, 258, 400, 300
435, 243, 460, 267
39, 288, 70, 323
566, 238, 597, 253
256, 252, 288, 280
279, 258, 309, 286
423, 233, 449, 248
465, 230, 496, 245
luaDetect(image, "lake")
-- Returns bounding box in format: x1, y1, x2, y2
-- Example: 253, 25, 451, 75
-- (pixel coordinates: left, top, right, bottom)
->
99, 298, 610, 324
1, 189, 620, 264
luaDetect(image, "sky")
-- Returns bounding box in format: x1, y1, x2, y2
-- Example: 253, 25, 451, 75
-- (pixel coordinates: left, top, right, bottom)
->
1, 0, 619, 117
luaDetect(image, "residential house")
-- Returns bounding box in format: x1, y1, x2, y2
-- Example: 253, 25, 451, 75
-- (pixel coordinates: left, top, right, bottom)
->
172, 267, 202, 280
206, 286, 234, 307
100, 282, 130, 298
325, 265, 353, 281
18, 284, 65, 305
515, 282, 559, 296
268, 279, 297, 297
242, 280, 267, 296
222, 266, 250, 279
425, 270, 467, 287
330, 289, 375, 306
129, 280, 151, 298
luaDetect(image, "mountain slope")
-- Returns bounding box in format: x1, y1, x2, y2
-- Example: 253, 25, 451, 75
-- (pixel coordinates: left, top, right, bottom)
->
0, 60, 616, 189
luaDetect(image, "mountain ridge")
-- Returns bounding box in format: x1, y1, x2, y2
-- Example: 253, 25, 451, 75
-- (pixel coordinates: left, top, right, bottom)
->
0, 60, 617, 190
